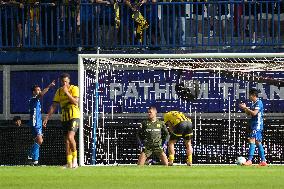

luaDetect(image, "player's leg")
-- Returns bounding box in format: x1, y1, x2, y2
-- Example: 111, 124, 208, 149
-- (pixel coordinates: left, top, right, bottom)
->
255, 131, 267, 166
184, 139, 193, 166
184, 121, 194, 166
243, 137, 256, 166
159, 151, 168, 166
168, 138, 177, 166
65, 136, 73, 168
67, 118, 79, 168
137, 152, 147, 165
67, 131, 78, 168
29, 127, 43, 165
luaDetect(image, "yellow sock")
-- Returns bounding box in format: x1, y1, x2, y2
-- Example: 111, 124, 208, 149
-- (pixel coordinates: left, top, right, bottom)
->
187, 154, 192, 164
72, 150, 77, 159
169, 154, 175, 161
67, 154, 73, 164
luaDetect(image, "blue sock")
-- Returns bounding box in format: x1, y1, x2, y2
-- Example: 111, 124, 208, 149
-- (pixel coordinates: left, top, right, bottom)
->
248, 143, 256, 161
257, 143, 266, 162
31, 143, 40, 161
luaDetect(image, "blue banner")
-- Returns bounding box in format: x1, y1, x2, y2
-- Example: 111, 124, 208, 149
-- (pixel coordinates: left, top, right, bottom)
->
95, 70, 284, 113
10, 71, 78, 114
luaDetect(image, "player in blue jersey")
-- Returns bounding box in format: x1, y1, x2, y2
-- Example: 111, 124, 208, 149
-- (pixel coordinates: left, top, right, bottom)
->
28, 80, 55, 165
239, 88, 267, 166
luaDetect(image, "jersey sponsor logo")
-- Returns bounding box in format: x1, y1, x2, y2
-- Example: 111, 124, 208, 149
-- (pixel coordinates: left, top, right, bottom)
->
146, 129, 160, 132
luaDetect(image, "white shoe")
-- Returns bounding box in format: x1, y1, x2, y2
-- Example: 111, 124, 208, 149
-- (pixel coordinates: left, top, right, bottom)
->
72, 158, 78, 169
62, 163, 73, 169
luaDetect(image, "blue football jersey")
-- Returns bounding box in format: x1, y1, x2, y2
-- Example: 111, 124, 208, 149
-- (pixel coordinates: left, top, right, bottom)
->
250, 98, 264, 131
29, 97, 42, 128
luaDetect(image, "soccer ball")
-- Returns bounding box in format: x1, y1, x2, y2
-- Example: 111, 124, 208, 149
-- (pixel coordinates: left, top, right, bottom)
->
236, 157, 246, 165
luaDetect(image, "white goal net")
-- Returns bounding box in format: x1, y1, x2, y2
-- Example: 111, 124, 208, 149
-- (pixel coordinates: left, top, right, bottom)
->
78, 53, 284, 166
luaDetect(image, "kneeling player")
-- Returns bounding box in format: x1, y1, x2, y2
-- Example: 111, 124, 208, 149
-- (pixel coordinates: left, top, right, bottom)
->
164, 111, 193, 166
137, 106, 169, 166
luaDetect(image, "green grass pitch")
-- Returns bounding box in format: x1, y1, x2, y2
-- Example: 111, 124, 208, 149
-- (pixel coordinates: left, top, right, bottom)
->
0, 165, 283, 189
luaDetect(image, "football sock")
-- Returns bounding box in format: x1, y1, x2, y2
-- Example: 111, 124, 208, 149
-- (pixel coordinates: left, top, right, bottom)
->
248, 143, 256, 161
169, 154, 174, 161
187, 154, 192, 164
257, 143, 266, 162
31, 142, 40, 161
72, 150, 77, 159
67, 154, 73, 165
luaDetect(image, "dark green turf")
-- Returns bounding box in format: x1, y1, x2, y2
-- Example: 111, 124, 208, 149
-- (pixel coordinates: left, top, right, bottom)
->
0, 165, 283, 189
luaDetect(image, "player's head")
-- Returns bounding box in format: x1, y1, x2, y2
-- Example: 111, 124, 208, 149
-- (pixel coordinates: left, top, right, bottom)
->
13, 116, 22, 127
60, 73, 71, 86
31, 84, 41, 96
249, 88, 259, 101
147, 106, 157, 120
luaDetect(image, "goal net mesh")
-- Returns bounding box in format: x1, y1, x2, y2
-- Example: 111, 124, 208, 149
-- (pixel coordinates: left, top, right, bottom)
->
79, 54, 284, 165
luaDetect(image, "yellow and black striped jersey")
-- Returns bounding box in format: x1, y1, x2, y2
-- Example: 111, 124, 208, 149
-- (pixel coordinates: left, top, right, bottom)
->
53, 85, 80, 122
164, 111, 191, 126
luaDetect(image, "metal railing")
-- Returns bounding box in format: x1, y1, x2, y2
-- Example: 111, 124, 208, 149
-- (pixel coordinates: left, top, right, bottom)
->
0, 1, 283, 49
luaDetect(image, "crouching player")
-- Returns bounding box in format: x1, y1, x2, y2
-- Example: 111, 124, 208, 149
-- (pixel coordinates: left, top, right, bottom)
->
164, 111, 193, 166
239, 88, 267, 166
137, 106, 169, 166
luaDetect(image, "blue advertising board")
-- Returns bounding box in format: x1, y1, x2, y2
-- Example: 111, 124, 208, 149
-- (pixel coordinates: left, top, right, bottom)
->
10, 71, 78, 114
92, 69, 284, 113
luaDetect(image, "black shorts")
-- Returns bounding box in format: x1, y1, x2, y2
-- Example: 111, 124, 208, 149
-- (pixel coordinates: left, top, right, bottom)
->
244, 2, 258, 16
193, 3, 204, 15
259, 1, 275, 14
62, 118, 79, 135
170, 121, 193, 141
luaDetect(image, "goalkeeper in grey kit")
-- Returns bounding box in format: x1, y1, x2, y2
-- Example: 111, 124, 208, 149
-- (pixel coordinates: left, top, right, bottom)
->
137, 106, 169, 165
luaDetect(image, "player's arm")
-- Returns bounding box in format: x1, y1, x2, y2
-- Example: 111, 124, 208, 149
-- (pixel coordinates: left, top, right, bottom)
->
96, 0, 111, 5
161, 122, 170, 145
239, 103, 259, 116
37, 80, 55, 99
43, 102, 58, 127
124, 0, 136, 11
244, 107, 259, 116
62, 85, 79, 106
137, 123, 145, 146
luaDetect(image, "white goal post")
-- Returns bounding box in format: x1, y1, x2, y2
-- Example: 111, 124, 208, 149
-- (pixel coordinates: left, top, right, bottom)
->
78, 53, 284, 166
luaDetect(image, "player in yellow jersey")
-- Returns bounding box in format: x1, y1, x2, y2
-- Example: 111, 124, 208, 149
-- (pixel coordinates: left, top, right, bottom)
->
164, 111, 193, 166
43, 73, 80, 168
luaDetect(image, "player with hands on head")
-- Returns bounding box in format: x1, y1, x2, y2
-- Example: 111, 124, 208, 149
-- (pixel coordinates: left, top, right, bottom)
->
43, 73, 80, 168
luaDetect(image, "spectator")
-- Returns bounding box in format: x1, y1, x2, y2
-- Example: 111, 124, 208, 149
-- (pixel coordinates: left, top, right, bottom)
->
233, 0, 243, 37
161, 0, 176, 46
258, 0, 275, 38
79, 0, 93, 48
243, 0, 257, 49
218, 1, 229, 45
15, 0, 24, 47
25, 0, 40, 46
124, 0, 149, 44
192, 0, 206, 45
1, 0, 18, 47
40, 0, 57, 47
175, 0, 186, 48
13, 116, 22, 127
142, 0, 160, 48
274, 0, 284, 47
59, 0, 78, 46
96, 0, 116, 47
